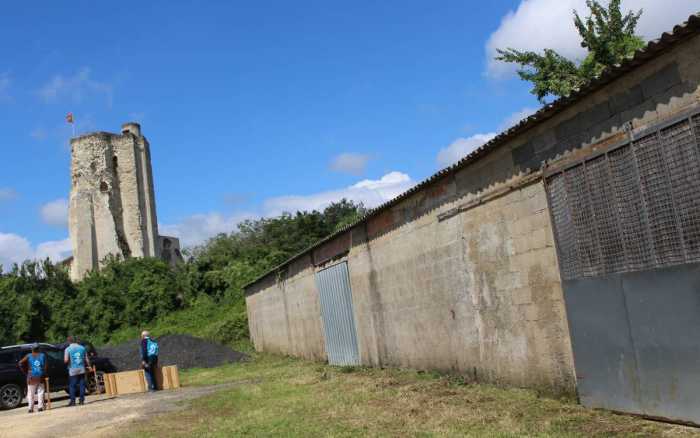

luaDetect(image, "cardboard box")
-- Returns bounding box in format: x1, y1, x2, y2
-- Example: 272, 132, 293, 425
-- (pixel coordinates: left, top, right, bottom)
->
104, 365, 180, 395
156, 365, 181, 390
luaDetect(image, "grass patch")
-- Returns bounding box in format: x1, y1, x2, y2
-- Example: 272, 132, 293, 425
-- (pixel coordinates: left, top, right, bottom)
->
124, 354, 699, 437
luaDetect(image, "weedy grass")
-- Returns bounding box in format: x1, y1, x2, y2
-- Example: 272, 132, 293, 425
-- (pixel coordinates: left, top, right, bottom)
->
125, 354, 699, 437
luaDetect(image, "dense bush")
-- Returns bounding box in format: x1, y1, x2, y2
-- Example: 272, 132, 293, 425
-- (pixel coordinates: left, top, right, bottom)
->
0, 200, 365, 347
0, 257, 185, 345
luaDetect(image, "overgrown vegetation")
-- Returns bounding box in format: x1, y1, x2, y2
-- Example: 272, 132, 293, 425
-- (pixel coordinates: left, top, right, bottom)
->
496, 0, 645, 102
0, 200, 366, 347
124, 354, 698, 437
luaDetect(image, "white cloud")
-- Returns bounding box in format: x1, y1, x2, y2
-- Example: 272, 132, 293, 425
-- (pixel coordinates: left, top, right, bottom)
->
330, 153, 371, 175
498, 107, 538, 131
486, 0, 700, 78
163, 174, 415, 246
264, 171, 415, 216
0, 188, 18, 202
436, 134, 496, 168
41, 198, 69, 227
0, 233, 33, 269
35, 238, 72, 263
37, 67, 113, 107
0, 233, 71, 270
161, 172, 416, 248
436, 107, 540, 168
159, 212, 254, 248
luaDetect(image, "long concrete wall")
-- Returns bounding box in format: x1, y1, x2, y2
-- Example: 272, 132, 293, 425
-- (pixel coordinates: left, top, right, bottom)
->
346, 179, 572, 389
246, 32, 700, 393
246, 256, 326, 361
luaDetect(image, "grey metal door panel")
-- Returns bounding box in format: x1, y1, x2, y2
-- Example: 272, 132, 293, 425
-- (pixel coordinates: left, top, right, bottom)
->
315, 262, 360, 366
563, 276, 643, 413
622, 263, 700, 423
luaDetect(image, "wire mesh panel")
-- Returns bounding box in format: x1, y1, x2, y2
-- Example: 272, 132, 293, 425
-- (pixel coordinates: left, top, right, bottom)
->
545, 112, 700, 280
565, 164, 602, 277
633, 133, 684, 267
585, 155, 625, 274
547, 173, 580, 280
662, 119, 700, 261
608, 144, 654, 272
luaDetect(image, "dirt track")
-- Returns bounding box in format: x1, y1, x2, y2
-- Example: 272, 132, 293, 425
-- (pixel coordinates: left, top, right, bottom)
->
0, 384, 231, 438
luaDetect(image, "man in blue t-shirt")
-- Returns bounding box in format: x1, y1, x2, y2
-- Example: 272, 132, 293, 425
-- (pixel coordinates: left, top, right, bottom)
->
18, 344, 47, 413
63, 336, 92, 406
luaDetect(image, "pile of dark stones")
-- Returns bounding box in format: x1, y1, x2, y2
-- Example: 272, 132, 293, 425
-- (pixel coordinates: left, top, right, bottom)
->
98, 334, 247, 371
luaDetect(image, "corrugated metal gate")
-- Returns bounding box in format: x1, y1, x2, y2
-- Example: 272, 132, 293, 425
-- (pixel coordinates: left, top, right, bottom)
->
315, 262, 360, 366
545, 110, 700, 424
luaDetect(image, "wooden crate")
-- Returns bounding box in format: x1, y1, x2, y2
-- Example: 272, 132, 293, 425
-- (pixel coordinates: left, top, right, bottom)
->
104, 370, 147, 395
156, 365, 181, 390
104, 365, 180, 395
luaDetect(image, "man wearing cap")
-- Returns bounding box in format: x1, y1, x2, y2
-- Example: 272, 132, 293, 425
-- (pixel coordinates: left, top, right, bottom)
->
64, 336, 91, 406
18, 344, 47, 413
140, 331, 159, 392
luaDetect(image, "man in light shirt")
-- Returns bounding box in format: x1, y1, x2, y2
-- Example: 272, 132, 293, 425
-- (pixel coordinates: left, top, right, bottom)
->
64, 336, 91, 406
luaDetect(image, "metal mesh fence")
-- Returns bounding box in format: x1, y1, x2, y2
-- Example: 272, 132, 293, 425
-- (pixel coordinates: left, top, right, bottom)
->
608, 144, 654, 272
585, 155, 625, 274
547, 173, 579, 280
565, 164, 601, 277
663, 118, 700, 261
633, 133, 684, 267
546, 114, 700, 280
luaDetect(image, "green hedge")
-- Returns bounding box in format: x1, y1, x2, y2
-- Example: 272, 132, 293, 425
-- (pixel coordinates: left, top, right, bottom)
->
0, 200, 364, 348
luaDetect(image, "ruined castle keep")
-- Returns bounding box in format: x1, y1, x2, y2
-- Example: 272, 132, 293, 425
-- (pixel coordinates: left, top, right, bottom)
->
68, 122, 181, 281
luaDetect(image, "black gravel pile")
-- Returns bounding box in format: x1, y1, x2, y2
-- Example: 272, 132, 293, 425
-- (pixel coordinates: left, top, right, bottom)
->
98, 334, 247, 371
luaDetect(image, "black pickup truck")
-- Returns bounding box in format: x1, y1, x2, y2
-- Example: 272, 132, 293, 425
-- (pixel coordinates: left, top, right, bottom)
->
0, 343, 113, 409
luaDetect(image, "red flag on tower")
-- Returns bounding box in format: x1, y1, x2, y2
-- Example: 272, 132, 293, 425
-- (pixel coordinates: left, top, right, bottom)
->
66, 112, 74, 124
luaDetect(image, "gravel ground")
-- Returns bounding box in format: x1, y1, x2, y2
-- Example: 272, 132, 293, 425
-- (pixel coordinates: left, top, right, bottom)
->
0, 383, 238, 438
98, 334, 247, 371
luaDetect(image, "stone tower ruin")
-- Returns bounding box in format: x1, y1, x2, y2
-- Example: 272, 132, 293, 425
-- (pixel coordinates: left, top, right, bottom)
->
68, 122, 181, 281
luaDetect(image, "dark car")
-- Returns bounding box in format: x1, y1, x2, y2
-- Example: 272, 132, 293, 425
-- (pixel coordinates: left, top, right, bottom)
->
0, 343, 112, 409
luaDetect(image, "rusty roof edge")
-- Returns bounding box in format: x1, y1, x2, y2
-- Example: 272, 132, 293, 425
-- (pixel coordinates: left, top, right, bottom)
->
243, 12, 700, 292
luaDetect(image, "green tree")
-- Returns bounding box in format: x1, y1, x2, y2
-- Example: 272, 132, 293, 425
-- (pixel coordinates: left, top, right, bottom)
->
496, 0, 644, 102
0, 199, 366, 347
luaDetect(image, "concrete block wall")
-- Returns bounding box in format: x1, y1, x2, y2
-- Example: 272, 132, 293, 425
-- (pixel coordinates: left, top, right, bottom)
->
342, 172, 573, 391
246, 277, 291, 356
458, 182, 571, 388
245, 33, 700, 394
247, 256, 327, 360
281, 256, 327, 360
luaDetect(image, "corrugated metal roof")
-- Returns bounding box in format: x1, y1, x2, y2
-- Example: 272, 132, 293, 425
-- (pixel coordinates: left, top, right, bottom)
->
244, 12, 700, 291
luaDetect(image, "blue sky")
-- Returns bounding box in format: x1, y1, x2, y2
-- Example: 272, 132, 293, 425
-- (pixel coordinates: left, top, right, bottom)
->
0, 0, 697, 266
